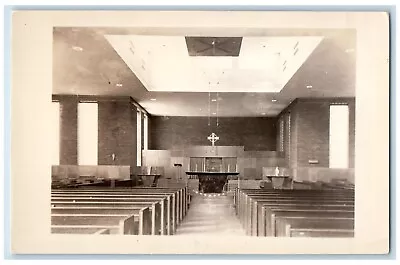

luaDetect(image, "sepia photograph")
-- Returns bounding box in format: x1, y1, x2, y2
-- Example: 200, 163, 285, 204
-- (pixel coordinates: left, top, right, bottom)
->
10, 9, 390, 255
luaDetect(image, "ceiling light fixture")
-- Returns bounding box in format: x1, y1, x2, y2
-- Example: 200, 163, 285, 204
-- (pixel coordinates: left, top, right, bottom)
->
211, 99, 217, 102
306, 85, 313, 89
72, 46, 83, 52
271, 99, 277, 102
116, 83, 123, 87
150, 98, 157, 101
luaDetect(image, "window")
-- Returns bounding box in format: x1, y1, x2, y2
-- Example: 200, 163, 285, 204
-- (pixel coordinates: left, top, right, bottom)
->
329, 105, 349, 168
51, 102, 60, 165
78, 103, 98, 165
287, 114, 291, 161
144, 114, 148, 150
279, 119, 284, 152
137, 110, 142, 166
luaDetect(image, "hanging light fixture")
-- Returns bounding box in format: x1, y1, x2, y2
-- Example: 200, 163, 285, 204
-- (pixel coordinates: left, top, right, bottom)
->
208, 82, 211, 127
216, 92, 219, 127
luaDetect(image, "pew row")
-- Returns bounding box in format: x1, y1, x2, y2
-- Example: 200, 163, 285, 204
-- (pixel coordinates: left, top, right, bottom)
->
51, 207, 152, 235
51, 187, 188, 236
276, 217, 354, 237
51, 227, 111, 234
51, 214, 140, 235
53, 186, 188, 222
235, 188, 355, 237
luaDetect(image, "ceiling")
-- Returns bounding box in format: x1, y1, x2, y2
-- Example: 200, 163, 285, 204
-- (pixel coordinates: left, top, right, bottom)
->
104, 35, 323, 94
53, 25, 355, 117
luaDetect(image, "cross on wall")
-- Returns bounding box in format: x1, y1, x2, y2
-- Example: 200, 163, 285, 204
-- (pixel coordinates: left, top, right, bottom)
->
207, 133, 219, 146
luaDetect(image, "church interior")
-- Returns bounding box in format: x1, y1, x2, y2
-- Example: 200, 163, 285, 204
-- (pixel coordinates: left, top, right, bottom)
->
49, 14, 359, 237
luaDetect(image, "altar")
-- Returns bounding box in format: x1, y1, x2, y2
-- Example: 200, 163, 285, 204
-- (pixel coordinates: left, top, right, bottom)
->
186, 171, 240, 193
185, 133, 240, 193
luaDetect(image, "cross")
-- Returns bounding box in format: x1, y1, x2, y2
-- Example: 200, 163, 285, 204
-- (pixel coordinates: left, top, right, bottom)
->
207, 133, 219, 146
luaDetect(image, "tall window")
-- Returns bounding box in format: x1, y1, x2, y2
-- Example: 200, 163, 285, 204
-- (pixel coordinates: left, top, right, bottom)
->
144, 114, 148, 150
329, 105, 349, 168
137, 110, 142, 166
279, 119, 284, 152
287, 114, 291, 162
78, 102, 98, 165
51, 101, 60, 165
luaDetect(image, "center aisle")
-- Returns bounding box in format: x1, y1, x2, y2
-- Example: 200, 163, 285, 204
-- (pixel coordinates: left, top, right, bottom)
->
175, 193, 246, 236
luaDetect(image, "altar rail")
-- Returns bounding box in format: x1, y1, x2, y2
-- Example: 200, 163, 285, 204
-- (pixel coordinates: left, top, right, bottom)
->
262, 167, 354, 185
262, 167, 292, 178
293, 168, 354, 184
52, 165, 131, 183
227, 180, 262, 192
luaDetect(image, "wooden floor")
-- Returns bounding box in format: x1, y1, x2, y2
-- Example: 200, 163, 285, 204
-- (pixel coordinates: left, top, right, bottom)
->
175, 193, 246, 236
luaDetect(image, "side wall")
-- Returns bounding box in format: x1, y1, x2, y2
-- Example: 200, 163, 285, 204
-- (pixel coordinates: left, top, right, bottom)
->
277, 98, 355, 183
53, 95, 142, 175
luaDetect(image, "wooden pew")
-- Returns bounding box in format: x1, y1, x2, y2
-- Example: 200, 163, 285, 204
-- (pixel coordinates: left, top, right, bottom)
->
290, 228, 354, 237
235, 188, 354, 205
51, 207, 152, 235
51, 199, 165, 235
236, 189, 354, 217
53, 187, 187, 225
242, 194, 354, 223
247, 197, 354, 236
52, 190, 180, 234
59, 186, 189, 218
236, 189, 353, 218
241, 194, 354, 234
51, 214, 138, 235
131, 187, 188, 218
242, 195, 354, 236
264, 208, 354, 237
52, 186, 188, 235
236, 189, 354, 237
252, 202, 354, 236
52, 194, 173, 234
276, 217, 354, 237
237, 189, 354, 212
128, 187, 188, 219
51, 227, 110, 234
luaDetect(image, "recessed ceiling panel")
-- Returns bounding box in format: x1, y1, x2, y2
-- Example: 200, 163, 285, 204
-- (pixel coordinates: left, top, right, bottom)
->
185, 37, 242, 56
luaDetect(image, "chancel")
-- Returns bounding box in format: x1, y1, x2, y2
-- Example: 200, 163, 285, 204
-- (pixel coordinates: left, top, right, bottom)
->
46, 11, 383, 238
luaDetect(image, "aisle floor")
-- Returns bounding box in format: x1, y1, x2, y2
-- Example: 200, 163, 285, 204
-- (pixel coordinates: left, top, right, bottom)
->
175, 194, 246, 236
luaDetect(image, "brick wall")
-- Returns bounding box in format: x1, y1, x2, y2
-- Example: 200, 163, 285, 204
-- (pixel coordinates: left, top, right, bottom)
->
59, 98, 78, 165
277, 102, 298, 168
55, 95, 140, 168
150, 116, 277, 151
147, 116, 152, 150
296, 101, 330, 167
277, 98, 355, 169
98, 100, 137, 166
131, 105, 138, 167
290, 105, 299, 168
